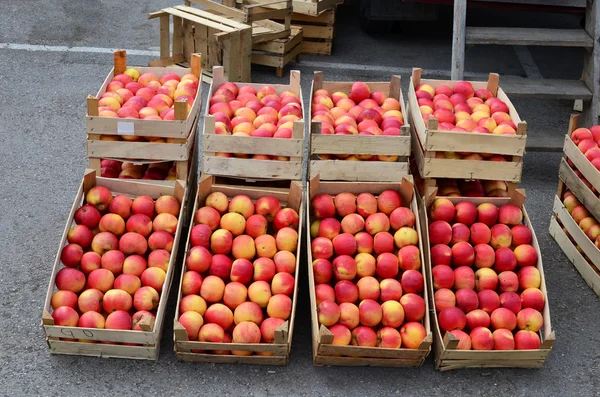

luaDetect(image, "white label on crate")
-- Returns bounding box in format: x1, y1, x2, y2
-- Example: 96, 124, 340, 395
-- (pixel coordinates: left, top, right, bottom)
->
117, 121, 135, 135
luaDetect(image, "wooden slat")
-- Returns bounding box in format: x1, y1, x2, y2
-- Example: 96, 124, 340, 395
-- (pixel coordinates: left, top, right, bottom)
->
288, 8, 335, 24
240, 27, 253, 82
310, 135, 410, 156
299, 24, 333, 39
466, 27, 594, 48
160, 15, 170, 59
203, 157, 302, 179
425, 130, 526, 156
309, 160, 410, 182
501, 77, 592, 100
451, 0, 466, 80
172, 16, 183, 56
186, 0, 247, 21
173, 5, 249, 30
47, 340, 158, 360
161, 7, 236, 32
177, 352, 287, 365
204, 135, 303, 156
300, 40, 331, 55
579, 0, 600, 126
87, 140, 191, 161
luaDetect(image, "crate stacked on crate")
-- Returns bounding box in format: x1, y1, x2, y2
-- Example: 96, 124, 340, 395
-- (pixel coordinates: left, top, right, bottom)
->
306, 175, 432, 366
184, 0, 303, 78
41, 50, 201, 359
549, 114, 600, 297
420, 187, 555, 370
408, 68, 527, 199
273, 2, 341, 55
149, 4, 252, 82
203, 65, 304, 180
173, 175, 303, 364
86, 50, 201, 194
42, 170, 190, 359
308, 71, 411, 182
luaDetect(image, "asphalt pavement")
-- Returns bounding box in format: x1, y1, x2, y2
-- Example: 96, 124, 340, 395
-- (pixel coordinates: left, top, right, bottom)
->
0, 2, 599, 396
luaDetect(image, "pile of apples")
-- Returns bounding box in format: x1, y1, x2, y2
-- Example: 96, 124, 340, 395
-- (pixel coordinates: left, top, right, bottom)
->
562, 189, 600, 248
416, 81, 518, 161
51, 186, 181, 336
208, 82, 302, 161
435, 179, 510, 198
178, 192, 299, 354
100, 159, 177, 180
310, 190, 428, 349
569, 125, 600, 180
311, 82, 405, 162
428, 198, 545, 350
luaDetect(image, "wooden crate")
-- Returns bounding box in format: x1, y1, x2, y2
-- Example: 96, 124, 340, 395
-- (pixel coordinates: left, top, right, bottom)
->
419, 188, 555, 371
174, 175, 303, 364
308, 71, 411, 182
41, 169, 189, 360
306, 175, 433, 367
203, 66, 304, 180
149, 5, 252, 82
408, 68, 527, 183
86, 51, 202, 162
275, 8, 336, 55
268, 0, 341, 16
252, 27, 303, 78
88, 111, 199, 187
189, 0, 294, 45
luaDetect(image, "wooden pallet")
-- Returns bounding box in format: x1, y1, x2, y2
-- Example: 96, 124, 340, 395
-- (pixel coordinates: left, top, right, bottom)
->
308, 71, 411, 182
275, 8, 336, 55
203, 66, 304, 181
306, 175, 433, 367
408, 68, 527, 183
252, 27, 303, 77
87, 51, 202, 162
41, 170, 189, 360
149, 5, 252, 82
419, 188, 555, 370
174, 175, 303, 364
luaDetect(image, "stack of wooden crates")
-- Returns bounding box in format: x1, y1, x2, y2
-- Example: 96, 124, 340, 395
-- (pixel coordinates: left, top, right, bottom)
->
272, 0, 343, 56
172, 65, 305, 364
305, 72, 434, 366
549, 114, 600, 297
407, 68, 556, 370
41, 50, 202, 359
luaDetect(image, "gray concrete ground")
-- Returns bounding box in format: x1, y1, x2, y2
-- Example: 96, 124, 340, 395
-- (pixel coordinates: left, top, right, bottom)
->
1, 1, 599, 396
